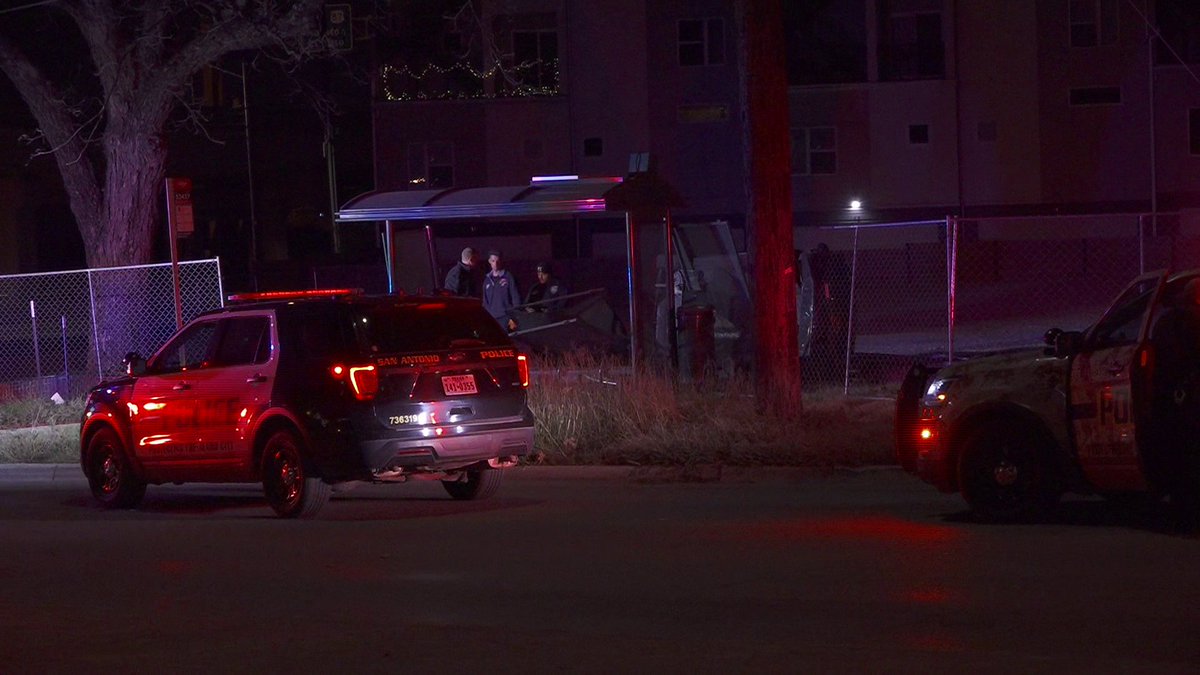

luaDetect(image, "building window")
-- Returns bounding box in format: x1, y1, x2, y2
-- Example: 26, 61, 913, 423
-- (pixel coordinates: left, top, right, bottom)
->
1190, 109, 1200, 155
407, 142, 454, 189
791, 127, 837, 175
878, 1, 944, 81
678, 18, 725, 66
511, 29, 559, 90
1070, 0, 1119, 47
1069, 86, 1122, 106
583, 137, 603, 157
908, 124, 930, 144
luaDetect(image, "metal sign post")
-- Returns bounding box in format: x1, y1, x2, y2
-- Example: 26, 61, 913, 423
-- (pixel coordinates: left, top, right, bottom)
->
165, 177, 194, 330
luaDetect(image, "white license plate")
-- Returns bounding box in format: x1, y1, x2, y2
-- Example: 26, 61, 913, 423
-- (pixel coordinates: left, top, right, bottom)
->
441, 374, 478, 396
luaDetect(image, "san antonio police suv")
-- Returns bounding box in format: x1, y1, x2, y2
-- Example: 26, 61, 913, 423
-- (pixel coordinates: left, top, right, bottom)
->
896, 269, 1200, 521
79, 289, 536, 518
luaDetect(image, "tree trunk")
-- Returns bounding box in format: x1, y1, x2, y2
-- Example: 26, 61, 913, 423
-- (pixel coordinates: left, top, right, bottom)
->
740, 0, 802, 418
90, 128, 168, 268
87, 127, 169, 376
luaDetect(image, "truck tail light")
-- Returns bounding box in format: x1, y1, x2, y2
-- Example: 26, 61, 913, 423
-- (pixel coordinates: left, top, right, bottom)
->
517, 354, 530, 388
331, 363, 379, 401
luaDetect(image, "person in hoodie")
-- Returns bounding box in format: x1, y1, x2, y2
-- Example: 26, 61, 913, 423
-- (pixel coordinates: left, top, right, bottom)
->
443, 247, 479, 297
482, 249, 521, 331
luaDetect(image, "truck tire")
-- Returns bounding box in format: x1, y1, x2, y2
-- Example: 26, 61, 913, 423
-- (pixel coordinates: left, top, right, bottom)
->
958, 421, 1060, 522
261, 430, 330, 518
86, 427, 146, 509
442, 466, 504, 500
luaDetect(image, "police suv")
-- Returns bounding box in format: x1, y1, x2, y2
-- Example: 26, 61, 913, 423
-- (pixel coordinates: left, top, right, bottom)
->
896, 270, 1200, 520
80, 290, 536, 518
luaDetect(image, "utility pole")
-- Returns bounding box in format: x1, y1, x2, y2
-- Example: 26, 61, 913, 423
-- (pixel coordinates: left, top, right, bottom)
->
739, 0, 802, 417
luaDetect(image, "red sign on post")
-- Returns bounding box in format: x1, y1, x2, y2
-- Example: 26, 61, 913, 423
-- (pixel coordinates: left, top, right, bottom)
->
166, 177, 195, 236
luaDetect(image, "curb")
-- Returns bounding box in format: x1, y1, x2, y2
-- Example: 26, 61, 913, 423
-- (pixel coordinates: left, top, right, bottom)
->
0, 464, 83, 483
0, 463, 902, 485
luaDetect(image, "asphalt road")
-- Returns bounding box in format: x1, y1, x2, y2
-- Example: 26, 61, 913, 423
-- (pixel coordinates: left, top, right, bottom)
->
1, 466, 1197, 673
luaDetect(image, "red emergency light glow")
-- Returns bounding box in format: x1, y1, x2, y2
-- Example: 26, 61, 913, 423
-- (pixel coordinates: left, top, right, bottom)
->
517, 354, 530, 388
919, 428, 935, 441
227, 288, 362, 303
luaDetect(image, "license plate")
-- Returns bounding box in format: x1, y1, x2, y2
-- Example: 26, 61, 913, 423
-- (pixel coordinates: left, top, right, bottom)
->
441, 374, 478, 396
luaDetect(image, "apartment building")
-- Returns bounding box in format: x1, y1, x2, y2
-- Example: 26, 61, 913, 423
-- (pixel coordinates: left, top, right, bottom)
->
371, 0, 1200, 234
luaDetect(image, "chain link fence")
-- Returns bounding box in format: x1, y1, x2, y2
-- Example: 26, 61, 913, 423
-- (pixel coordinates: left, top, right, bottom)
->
0, 258, 224, 400
796, 212, 1193, 393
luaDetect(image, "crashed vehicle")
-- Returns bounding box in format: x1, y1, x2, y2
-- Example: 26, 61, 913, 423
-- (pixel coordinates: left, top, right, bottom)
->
896, 269, 1200, 520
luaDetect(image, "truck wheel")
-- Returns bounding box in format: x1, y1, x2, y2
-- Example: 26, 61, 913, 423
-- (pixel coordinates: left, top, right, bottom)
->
86, 428, 146, 509
442, 466, 504, 500
262, 430, 330, 518
959, 423, 1059, 522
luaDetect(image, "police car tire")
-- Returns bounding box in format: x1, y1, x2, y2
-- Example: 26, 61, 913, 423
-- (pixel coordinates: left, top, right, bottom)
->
959, 422, 1059, 522
442, 466, 503, 501
262, 430, 330, 518
86, 427, 146, 509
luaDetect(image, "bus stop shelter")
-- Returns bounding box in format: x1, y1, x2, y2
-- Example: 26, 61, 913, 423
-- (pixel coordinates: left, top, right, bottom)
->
335, 174, 683, 364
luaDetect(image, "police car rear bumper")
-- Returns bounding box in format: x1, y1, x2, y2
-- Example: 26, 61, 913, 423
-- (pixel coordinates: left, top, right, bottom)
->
360, 424, 535, 475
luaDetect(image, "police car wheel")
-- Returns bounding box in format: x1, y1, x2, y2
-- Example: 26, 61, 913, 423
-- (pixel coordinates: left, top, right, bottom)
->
262, 430, 330, 518
442, 466, 504, 501
959, 423, 1059, 522
86, 427, 146, 509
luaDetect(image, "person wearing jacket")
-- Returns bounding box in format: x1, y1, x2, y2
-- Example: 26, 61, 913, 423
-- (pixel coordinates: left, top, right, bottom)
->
482, 249, 521, 331
443, 247, 479, 297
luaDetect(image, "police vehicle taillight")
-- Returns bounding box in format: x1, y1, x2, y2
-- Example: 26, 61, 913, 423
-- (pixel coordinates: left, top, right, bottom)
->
330, 363, 378, 401
517, 354, 530, 388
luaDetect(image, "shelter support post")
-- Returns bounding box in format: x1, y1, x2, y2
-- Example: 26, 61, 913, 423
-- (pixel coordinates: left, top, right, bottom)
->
626, 212, 639, 367
425, 224, 439, 291
384, 220, 395, 294
665, 210, 677, 370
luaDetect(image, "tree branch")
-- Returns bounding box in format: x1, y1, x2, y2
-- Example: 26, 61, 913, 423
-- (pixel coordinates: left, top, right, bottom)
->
0, 33, 102, 239
60, 0, 123, 100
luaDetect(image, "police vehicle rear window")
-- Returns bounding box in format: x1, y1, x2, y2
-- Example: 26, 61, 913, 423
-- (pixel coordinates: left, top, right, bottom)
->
352, 302, 509, 353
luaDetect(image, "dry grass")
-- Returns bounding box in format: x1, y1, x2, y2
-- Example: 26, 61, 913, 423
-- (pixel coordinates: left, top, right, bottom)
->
0, 424, 78, 463
0, 360, 898, 468
0, 396, 84, 430
528, 353, 895, 468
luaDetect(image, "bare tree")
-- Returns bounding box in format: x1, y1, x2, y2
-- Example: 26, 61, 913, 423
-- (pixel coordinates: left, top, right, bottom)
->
738, 0, 802, 417
0, 0, 325, 269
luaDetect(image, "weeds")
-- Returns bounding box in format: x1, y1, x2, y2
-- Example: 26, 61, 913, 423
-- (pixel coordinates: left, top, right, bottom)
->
0, 396, 84, 430
528, 352, 895, 467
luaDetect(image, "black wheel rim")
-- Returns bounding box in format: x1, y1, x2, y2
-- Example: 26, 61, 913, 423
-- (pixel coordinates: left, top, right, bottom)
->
95, 446, 120, 496
972, 439, 1036, 511
270, 443, 303, 508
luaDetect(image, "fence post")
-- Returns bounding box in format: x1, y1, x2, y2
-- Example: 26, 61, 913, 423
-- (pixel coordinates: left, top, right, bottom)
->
842, 226, 859, 395
946, 216, 959, 364
215, 256, 226, 308
87, 269, 102, 381
29, 300, 41, 378
1138, 213, 1145, 275
60, 315, 68, 378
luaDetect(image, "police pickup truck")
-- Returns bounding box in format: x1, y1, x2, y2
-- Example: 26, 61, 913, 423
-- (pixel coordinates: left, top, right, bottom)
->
896, 270, 1200, 520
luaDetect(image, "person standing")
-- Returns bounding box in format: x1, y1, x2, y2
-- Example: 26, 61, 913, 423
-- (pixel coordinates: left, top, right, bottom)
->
482, 249, 521, 331
524, 261, 568, 312
443, 247, 479, 297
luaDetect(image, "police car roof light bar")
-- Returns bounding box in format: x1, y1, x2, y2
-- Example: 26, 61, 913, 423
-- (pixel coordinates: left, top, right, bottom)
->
227, 288, 363, 303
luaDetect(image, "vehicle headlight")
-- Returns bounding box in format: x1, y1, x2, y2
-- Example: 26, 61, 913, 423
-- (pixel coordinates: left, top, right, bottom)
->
922, 377, 957, 407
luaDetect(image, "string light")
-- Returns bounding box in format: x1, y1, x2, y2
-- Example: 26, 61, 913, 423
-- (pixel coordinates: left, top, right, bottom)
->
380, 59, 560, 101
